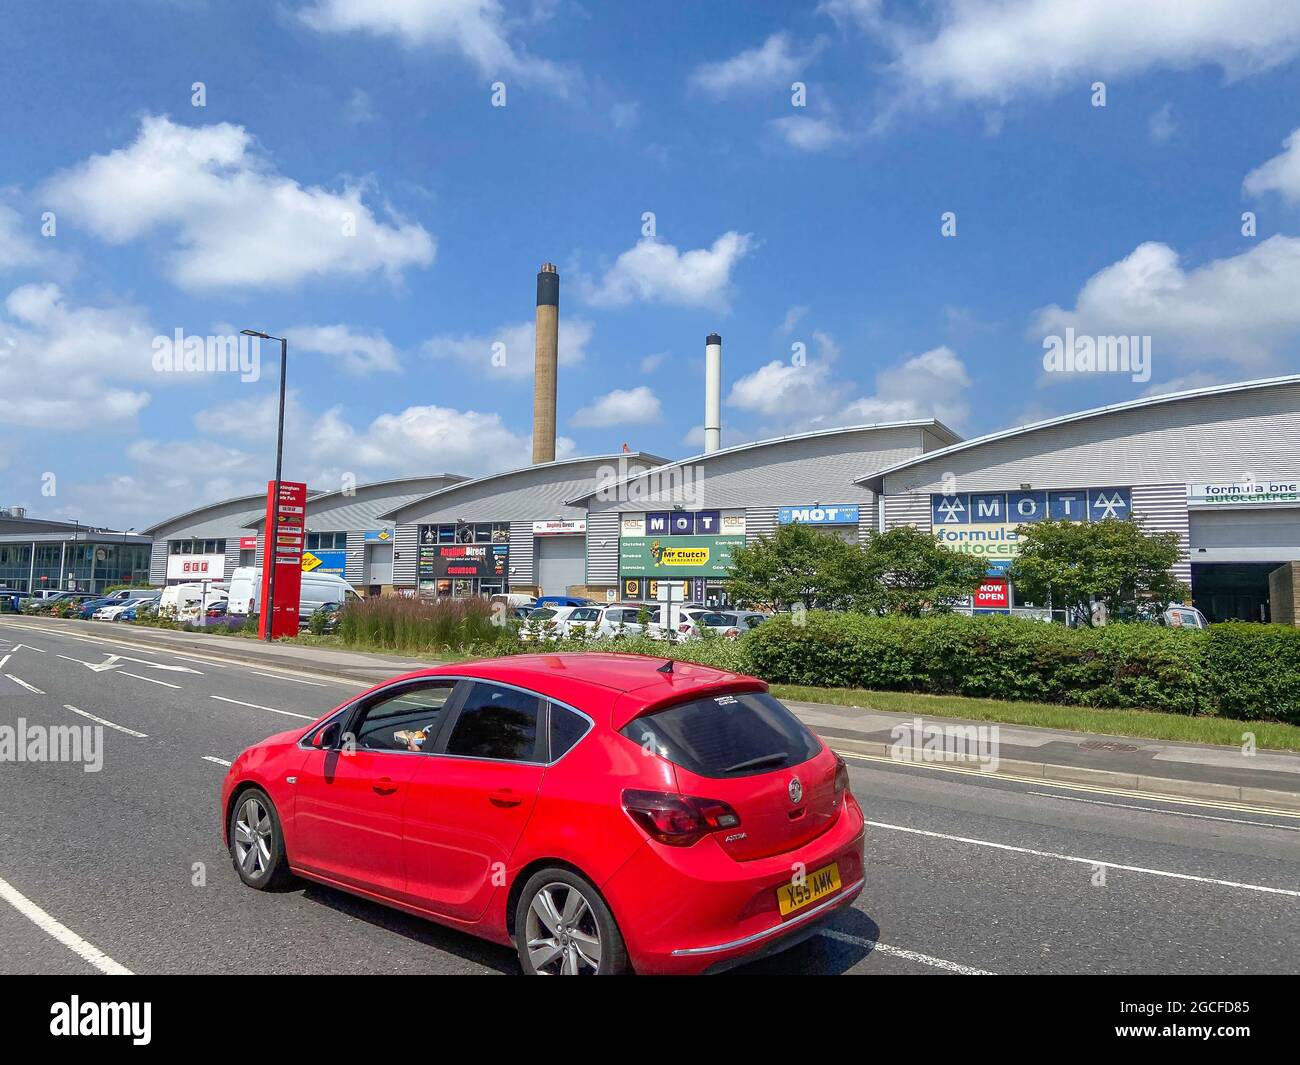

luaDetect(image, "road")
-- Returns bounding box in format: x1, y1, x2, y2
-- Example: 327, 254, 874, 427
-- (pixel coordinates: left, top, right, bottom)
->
1, 617, 1297, 976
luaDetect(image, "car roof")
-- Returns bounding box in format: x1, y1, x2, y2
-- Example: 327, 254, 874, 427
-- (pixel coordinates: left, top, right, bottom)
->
395, 653, 763, 730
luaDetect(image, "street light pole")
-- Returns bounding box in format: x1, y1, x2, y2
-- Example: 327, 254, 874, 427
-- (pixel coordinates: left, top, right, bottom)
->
242, 330, 288, 643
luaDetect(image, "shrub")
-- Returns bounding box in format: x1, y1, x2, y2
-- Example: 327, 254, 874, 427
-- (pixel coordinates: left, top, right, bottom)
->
499, 631, 755, 674
337, 595, 507, 653
1205, 623, 1300, 722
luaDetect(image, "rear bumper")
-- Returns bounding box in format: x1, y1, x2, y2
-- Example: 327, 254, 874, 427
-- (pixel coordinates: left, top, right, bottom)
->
602, 796, 866, 975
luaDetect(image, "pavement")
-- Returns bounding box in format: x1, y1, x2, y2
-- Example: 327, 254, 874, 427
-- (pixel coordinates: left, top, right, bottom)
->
1, 614, 1297, 976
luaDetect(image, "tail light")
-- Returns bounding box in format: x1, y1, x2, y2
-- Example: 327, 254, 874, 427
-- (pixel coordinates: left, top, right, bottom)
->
622, 789, 741, 846
833, 753, 851, 806
723, 628, 740, 638
678, 622, 693, 634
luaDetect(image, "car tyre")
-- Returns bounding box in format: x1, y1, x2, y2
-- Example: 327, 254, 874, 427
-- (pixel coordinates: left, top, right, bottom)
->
228, 787, 292, 890
515, 868, 629, 975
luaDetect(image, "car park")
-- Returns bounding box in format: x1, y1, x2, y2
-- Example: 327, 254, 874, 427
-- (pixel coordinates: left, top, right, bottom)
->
97, 596, 159, 621
518, 604, 583, 639
678, 610, 772, 639
77, 597, 122, 620
221, 653, 864, 975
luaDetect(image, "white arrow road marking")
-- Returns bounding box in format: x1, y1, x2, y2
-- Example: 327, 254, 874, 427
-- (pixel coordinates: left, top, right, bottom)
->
210, 695, 314, 720
202, 756, 232, 767
4, 675, 44, 694
0, 874, 132, 975
116, 671, 181, 689
867, 820, 1300, 897
817, 928, 995, 975
62, 705, 147, 738
9, 643, 45, 653
57, 652, 200, 674
0, 654, 9, 671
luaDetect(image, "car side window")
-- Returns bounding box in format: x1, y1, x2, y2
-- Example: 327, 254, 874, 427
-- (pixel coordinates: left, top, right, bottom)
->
444, 682, 544, 762
353, 681, 458, 753
549, 704, 591, 761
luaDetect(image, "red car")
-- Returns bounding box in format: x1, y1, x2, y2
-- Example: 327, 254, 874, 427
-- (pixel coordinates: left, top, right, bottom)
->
220, 653, 865, 974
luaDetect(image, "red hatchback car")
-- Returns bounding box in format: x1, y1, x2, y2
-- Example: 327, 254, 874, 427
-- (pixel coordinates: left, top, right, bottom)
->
221, 653, 865, 974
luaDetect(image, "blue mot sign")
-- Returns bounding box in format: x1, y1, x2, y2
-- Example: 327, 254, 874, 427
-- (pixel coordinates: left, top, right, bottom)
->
931, 488, 1132, 526
777, 504, 861, 526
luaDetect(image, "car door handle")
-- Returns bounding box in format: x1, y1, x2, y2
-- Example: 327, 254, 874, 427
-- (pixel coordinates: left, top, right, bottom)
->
373, 777, 398, 796
490, 789, 523, 808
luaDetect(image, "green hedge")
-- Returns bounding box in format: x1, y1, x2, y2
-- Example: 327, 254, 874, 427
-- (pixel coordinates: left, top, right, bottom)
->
743, 612, 1300, 723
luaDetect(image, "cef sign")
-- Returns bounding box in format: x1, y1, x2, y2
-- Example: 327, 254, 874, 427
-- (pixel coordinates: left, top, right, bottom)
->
165, 553, 225, 580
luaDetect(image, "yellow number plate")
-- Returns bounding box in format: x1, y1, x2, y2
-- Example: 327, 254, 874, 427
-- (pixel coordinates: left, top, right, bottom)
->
777, 862, 841, 916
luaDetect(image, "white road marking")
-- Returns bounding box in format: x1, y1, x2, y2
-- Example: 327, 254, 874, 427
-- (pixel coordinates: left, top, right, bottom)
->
0, 873, 133, 975
7, 624, 224, 667
4, 675, 44, 694
57, 652, 200, 675
866, 819, 1300, 897
1030, 791, 1300, 833
0, 654, 9, 671
250, 671, 326, 687
115, 671, 181, 689
202, 756, 232, 767
818, 928, 995, 975
210, 695, 314, 720
9, 643, 45, 653
62, 704, 147, 738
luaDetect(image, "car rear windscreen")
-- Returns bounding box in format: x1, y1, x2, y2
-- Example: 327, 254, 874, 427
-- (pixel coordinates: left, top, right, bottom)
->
621, 691, 821, 778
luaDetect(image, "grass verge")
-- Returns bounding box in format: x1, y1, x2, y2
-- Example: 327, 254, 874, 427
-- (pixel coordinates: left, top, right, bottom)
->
769, 684, 1300, 752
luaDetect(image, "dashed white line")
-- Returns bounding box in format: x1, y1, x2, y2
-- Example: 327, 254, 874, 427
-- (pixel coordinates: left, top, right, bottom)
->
202, 756, 232, 767
209, 695, 314, 720
0, 873, 132, 975
1031, 791, 1300, 833
62, 705, 147, 739
250, 671, 327, 687
867, 819, 1300, 897
115, 671, 181, 689
818, 928, 995, 975
4, 675, 44, 694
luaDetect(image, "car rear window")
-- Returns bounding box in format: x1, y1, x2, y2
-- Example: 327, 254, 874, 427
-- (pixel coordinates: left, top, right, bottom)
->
621, 691, 821, 778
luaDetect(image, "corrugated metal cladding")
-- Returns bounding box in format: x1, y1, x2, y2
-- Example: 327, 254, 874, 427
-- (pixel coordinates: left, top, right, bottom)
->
223, 539, 242, 581
585, 511, 619, 584
1132, 483, 1191, 585
392, 524, 419, 587
509, 522, 535, 584
746, 507, 778, 544
250, 477, 464, 534
345, 531, 366, 584
883, 494, 932, 533
881, 383, 1300, 495
148, 541, 167, 584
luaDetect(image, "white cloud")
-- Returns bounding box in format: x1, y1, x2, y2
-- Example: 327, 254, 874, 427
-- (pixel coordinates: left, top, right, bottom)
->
839, 346, 971, 429
424, 316, 592, 379
689, 32, 824, 98
768, 114, 848, 152
860, 0, 1300, 106
1033, 236, 1300, 367
781, 305, 809, 334
45, 115, 434, 291
639, 352, 668, 373
1244, 127, 1300, 204
0, 202, 53, 274
298, 0, 575, 93
1140, 372, 1226, 397
286, 324, 401, 374
343, 88, 376, 124
0, 284, 155, 428
579, 233, 754, 310
571, 386, 662, 428
1149, 103, 1176, 143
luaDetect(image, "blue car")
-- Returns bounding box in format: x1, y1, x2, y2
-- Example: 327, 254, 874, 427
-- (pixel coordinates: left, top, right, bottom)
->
77, 597, 120, 619
533, 595, 594, 609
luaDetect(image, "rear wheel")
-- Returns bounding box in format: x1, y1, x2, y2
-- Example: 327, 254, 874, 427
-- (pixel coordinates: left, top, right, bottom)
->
228, 787, 291, 889
515, 868, 628, 975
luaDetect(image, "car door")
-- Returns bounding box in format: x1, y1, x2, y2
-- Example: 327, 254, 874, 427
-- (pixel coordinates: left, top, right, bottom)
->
293, 678, 460, 897
402, 680, 548, 921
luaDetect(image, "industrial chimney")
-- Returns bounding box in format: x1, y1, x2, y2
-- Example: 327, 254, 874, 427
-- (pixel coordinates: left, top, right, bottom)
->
704, 332, 722, 454
532, 263, 559, 464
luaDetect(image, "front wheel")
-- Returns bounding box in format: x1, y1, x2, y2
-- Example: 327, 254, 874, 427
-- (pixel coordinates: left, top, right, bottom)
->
515, 868, 629, 975
228, 787, 292, 889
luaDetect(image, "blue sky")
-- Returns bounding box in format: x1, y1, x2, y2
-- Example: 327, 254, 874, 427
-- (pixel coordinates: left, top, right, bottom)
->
4, 0, 1300, 528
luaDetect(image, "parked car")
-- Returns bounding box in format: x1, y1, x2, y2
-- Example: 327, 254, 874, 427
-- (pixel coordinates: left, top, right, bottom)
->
205, 599, 230, 619
300, 601, 343, 633
99, 596, 158, 622
78, 597, 122, 620
24, 591, 96, 614
518, 605, 583, 640
221, 653, 864, 975
533, 595, 593, 609
678, 610, 773, 639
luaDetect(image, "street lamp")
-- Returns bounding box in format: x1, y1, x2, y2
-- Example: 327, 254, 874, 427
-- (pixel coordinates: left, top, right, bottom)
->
242, 329, 288, 642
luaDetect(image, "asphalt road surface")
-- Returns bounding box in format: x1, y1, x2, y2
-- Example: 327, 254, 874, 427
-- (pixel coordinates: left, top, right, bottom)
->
1, 618, 1297, 976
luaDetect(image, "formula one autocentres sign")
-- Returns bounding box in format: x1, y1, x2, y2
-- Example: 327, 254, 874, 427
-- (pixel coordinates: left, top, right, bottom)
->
1187, 480, 1300, 506
930, 488, 1132, 560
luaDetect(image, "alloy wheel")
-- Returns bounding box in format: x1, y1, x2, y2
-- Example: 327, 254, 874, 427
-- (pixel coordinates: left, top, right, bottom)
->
525, 882, 603, 974
234, 796, 273, 879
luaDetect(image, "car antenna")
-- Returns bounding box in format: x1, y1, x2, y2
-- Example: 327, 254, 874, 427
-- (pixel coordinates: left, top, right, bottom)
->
657, 660, 674, 674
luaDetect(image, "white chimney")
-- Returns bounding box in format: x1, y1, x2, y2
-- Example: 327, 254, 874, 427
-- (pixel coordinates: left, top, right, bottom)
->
704, 332, 722, 454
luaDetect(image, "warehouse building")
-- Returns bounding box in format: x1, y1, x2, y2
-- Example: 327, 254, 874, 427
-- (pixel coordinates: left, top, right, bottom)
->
143, 490, 304, 586
859, 375, 1300, 623
382, 453, 669, 599
0, 509, 152, 595
570, 421, 960, 604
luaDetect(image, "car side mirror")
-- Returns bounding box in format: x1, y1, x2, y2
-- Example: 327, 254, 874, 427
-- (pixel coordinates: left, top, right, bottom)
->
312, 721, 341, 750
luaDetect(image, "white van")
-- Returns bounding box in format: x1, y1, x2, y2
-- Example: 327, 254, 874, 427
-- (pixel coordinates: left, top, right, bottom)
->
227, 567, 360, 618
159, 582, 228, 621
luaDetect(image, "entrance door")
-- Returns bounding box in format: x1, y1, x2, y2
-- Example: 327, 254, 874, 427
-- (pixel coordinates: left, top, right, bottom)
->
535, 535, 585, 596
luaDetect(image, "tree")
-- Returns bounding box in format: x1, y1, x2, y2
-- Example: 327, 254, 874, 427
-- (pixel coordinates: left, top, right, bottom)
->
725, 523, 869, 611
856, 526, 988, 616
1006, 517, 1188, 625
